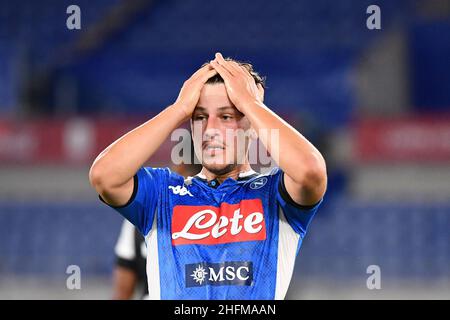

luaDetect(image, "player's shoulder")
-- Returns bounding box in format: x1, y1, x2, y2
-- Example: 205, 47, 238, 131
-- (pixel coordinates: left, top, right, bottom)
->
250, 167, 282, 180
264, 166, 282, 177
141, 166, 184, 183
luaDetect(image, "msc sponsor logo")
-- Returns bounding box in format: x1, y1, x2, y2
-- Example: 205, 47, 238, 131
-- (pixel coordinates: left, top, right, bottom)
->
171, 199, 266, 246
186, 261, 253, 287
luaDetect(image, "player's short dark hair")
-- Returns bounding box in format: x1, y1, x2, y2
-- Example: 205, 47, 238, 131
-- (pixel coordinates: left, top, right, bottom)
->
202, 58, 266, 89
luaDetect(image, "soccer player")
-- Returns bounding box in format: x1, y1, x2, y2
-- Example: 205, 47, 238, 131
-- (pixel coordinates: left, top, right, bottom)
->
89, 53, 327, 299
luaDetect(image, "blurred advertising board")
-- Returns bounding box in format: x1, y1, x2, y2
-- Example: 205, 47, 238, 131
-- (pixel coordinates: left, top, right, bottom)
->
354, 115, 450, 163
0, 118, 172, 164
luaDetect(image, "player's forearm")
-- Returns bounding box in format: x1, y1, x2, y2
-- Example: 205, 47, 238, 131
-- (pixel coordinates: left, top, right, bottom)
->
242, 100, 326, 186
112, 267, 138, 300
89, 104, 186, 189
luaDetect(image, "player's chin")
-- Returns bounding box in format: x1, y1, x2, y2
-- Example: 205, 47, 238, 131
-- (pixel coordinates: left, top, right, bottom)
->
202, 150, 226, 164
201, 161, 235, 176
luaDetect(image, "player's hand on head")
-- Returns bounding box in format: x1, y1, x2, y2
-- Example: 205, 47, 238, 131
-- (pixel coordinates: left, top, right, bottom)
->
210, 52, 263, 112
174, 64, 217, 119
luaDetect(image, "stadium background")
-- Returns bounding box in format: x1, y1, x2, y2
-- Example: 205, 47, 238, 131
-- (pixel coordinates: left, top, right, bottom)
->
0, 0, 449, 299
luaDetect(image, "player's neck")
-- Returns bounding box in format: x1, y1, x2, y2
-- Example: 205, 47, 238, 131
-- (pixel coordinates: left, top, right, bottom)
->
200, 163, 253, 183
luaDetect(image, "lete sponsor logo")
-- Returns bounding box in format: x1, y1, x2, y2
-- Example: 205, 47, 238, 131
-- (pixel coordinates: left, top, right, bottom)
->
171, 199, 266, 246
186, 261, 253, 287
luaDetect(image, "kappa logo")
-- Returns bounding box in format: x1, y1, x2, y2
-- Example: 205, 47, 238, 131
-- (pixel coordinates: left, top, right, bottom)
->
186, 261, 253, 287
171, 199, 266, 246
168, 185, 193, 197
250, 177, 268, 189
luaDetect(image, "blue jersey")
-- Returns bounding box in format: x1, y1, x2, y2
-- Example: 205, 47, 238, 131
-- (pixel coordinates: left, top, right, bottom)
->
101, 167, 322, 300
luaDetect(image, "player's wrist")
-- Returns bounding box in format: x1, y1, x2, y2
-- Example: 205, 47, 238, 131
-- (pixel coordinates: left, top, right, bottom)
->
170, 102, 192, 121
236, 98, 264, 114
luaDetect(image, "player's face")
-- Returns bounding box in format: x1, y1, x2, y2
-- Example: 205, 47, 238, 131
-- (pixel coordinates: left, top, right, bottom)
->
191, 83, 252, 175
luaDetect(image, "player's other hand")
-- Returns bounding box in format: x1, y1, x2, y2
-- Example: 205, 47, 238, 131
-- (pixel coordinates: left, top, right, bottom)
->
210, 52, 264, 112
174, 64, 217, 120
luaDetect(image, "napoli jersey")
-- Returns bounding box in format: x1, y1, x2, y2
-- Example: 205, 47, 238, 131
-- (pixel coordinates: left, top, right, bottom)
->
101, 167, 322, 300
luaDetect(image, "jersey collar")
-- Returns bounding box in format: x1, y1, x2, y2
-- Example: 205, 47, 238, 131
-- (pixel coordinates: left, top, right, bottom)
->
191, 169, 259, 188
194, 169, 258, 181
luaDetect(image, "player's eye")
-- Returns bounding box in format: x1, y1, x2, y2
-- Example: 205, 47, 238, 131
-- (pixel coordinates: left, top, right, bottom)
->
221, 114, 233, 120
193, 115, 206, 121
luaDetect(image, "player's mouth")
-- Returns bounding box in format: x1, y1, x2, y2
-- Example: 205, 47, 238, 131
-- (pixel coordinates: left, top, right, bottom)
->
202, 142, 225, 156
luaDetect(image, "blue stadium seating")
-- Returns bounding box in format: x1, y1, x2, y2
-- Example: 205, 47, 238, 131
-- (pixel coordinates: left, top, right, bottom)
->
297, 198, 450, 281
0, 198, 448, 281
0, 0, 418, 129
0, 201, 123, 275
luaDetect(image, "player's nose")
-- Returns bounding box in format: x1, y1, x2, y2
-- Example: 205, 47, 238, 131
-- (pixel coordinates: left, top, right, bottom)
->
203, 128, 222, 144
204, 115, 220, 133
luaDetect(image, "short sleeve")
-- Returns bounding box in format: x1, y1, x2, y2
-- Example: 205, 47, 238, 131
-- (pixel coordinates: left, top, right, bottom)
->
275, 168, 323, 236
100, 167, 167, 236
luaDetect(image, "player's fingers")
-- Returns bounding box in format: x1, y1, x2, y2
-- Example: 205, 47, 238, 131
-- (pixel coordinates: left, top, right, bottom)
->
228, 61, 247, 77
242, 67, 260, 89
214, 52, 229, 66
239, 65, 253, 81
198, 68, 218, 84
190, 63, 214, 80
214, 53, 236, 76
210, 59, 233, 82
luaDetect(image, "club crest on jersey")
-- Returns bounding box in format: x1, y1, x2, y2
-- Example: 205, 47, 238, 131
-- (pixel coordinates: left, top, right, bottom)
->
171, 199, 266, 246
168, 185, 193, 197
186, 261, 253, 287
250, 177, 268, 189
